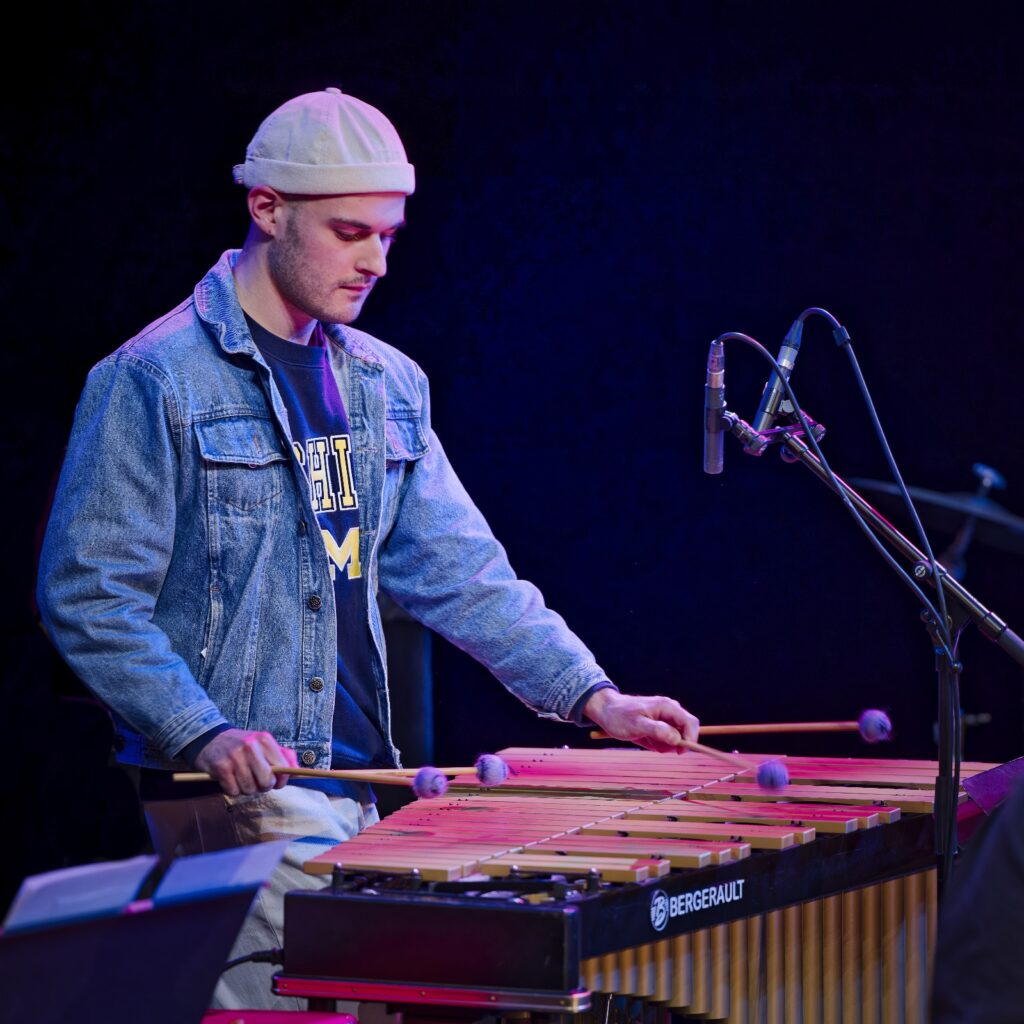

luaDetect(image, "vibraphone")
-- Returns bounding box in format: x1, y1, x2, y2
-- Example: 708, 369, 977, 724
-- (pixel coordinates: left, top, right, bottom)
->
275, 747, 996, 1024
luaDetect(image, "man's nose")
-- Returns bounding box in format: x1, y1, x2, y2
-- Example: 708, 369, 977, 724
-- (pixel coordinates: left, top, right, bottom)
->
356, 235, 388, 278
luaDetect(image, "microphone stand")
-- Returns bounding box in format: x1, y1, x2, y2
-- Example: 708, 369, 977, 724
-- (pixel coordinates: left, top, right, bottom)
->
722, 407, 1024, 891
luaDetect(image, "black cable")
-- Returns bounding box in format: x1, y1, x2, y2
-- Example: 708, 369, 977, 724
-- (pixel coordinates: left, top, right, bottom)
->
725, 312, 962, 889
798, 307, 953, 650
221, 947, 284, 974
796, 308, 960, 884
716, 331, 956, 663
948, 628, 965, 874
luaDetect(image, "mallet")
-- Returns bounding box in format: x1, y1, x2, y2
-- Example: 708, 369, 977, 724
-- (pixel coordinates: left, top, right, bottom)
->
590, 709, 893, 745
172, 753, 510, 800
659, 738, 789, 792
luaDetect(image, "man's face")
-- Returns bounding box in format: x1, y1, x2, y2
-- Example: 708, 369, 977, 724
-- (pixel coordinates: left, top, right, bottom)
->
266, 192, 406, 325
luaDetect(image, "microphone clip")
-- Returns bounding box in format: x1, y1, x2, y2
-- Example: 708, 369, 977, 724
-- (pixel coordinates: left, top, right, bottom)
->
723, 409, 828, 462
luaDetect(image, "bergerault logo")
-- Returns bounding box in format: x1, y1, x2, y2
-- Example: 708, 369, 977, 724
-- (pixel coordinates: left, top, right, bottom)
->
650, 890, 670, 931
649, 880, 746, 932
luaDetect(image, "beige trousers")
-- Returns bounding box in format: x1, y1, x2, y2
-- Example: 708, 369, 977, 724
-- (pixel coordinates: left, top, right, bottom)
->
145, 786, 378, 1011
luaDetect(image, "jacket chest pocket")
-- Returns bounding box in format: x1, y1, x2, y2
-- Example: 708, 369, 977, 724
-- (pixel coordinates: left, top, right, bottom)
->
194, 416, 290, 512
381, 411, 429, 530
385, 409, 429, 464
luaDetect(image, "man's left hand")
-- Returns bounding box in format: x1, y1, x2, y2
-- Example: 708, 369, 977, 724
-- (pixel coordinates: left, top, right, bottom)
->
583, 689, 699, 753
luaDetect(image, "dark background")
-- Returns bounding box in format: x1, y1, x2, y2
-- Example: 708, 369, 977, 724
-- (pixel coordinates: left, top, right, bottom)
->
5, 1, 1024, 902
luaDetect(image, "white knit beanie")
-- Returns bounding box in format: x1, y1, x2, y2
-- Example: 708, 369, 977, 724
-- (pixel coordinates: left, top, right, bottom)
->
233, 87, 415, 195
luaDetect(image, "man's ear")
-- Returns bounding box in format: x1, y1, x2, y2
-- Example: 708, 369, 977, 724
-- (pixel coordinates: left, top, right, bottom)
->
247, 186, 286, 238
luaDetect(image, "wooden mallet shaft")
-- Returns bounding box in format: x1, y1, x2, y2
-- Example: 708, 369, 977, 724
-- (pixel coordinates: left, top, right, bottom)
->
669, 740, 789, 790
171, 756, 512, 797
703, 720, 861, 735
679, 739, 753, 772
590, 720, 862, 741
171, 765, 476, 786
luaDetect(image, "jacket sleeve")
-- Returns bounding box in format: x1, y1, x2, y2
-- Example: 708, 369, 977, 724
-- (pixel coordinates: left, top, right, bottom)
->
375, 368, 612, 722
36, 354, 229, 756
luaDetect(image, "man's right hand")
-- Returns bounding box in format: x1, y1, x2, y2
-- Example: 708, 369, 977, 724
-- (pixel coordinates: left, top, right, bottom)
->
193, 728, 299, 796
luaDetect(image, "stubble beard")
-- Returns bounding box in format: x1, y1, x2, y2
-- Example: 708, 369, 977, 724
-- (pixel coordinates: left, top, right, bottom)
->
267, 218, 362, 326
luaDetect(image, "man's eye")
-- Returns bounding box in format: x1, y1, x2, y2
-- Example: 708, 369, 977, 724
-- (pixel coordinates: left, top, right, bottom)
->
335, 231, 360, 242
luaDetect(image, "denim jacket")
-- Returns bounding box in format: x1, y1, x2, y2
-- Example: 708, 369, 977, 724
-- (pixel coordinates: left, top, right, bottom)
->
37, 251, 610, 769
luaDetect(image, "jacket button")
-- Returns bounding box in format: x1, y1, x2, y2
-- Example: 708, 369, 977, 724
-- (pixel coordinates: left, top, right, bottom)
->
298, 520, 308, 535
309, 677, 325, 692
301, 750, 317, 767
307, 594, 322, 611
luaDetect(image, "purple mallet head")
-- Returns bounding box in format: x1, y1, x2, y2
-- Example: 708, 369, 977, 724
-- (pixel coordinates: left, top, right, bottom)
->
412, 766, 449, 799
474, 753, 510, 787
756, 759, 789, 792
858, 709, 893, 744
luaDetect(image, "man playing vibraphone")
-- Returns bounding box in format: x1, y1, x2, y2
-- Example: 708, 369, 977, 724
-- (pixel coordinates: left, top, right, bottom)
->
35, 88, 699, 1009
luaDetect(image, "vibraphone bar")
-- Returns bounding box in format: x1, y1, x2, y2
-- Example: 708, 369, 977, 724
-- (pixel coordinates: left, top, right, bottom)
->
276, 747, 996, 1023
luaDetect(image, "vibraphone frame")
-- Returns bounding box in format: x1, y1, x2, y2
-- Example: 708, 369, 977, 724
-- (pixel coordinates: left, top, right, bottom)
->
274, 748, 990, 1023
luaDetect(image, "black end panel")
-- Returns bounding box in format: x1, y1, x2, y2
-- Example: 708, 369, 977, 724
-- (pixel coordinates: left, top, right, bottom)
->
285, 890, 581, 992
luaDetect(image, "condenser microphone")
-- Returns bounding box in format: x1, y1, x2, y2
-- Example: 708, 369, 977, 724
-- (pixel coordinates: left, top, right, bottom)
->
703, 340, 725, 474
746, 319, 803, 451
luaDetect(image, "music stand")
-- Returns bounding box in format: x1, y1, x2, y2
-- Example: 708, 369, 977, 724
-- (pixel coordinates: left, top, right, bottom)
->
0, 844, 287, 1024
